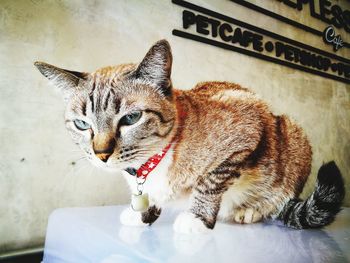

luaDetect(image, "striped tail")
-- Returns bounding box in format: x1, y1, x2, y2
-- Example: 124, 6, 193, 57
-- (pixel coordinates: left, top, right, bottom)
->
278, 161, 345, 229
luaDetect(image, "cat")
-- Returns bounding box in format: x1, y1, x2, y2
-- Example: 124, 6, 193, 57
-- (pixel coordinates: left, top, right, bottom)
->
34, 39, 345, 233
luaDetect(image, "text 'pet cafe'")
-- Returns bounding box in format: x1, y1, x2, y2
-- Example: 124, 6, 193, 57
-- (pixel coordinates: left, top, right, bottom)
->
172, 0, 350, 84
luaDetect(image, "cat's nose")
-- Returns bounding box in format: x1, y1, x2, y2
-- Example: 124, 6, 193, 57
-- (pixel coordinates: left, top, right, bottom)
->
96, 153, 112, 162
93, 132, 116, 162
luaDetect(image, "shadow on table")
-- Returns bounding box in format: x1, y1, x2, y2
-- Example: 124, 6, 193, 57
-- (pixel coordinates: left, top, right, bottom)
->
115, 221, 346, 263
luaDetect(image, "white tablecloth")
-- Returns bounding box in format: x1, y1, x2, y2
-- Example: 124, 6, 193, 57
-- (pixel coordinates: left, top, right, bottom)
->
43, 205, 350, 263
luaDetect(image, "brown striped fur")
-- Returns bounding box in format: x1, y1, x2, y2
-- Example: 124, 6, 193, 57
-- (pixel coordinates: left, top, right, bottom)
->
168, 82, 312, 228
35, 40, 321, 232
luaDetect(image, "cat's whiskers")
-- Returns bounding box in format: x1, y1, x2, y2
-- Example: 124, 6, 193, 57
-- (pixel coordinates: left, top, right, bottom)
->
69, 148, 84, 152
74, 156, 88, 163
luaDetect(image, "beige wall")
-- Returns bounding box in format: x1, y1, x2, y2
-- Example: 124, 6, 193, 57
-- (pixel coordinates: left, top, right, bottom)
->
0, 0, 349, 254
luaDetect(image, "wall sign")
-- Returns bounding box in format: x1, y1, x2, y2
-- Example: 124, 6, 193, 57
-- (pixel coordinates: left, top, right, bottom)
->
276, 0, 350, 33
230, 0, 350, 51
323, 26, 344, 51
172, 0, 350, 84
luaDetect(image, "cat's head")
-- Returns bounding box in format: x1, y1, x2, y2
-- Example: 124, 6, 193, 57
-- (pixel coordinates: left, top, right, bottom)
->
34, 40, 176, 172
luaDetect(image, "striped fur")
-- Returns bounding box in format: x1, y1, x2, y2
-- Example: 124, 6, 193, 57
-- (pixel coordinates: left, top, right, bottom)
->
35, 40, 345, 232
278, 161, 345, 229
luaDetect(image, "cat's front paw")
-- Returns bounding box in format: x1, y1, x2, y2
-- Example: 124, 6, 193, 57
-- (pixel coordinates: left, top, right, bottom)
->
173, 212, 209, 234
120, 207, 147, 227
234, 208, 262, 224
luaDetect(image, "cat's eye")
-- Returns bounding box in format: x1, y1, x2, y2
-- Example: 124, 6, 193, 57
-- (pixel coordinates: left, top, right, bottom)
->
74, 119, 91, 130
120, 111, 142, 126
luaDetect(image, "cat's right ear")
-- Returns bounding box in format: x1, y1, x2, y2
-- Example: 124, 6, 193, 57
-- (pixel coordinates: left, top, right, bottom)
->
34, 61, 89, 101
135, 40, 173, 97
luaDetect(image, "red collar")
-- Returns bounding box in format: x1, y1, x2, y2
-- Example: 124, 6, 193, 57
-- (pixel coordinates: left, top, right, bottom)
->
135, 143, 172, 179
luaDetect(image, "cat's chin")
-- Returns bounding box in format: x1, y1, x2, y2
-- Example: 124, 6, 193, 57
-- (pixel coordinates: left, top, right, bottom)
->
91, 163, 127, 174
87, 159, 121, 172
89, 159, 144, 174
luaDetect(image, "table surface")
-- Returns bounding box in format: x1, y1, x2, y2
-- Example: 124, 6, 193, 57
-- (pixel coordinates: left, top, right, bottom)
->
43, 205, 350, 263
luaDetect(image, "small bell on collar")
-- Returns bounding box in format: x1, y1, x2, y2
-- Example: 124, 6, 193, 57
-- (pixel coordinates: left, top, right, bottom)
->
131, 193, 149, 212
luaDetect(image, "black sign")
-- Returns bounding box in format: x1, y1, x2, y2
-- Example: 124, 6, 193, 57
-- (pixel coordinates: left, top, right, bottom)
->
277, 0, 350, 33
172, 0, 350, 84
230, 0, 350, 51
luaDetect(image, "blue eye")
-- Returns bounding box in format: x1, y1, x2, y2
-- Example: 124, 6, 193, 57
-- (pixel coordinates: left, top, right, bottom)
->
74, 119, 91, 130
120, 111, 142, 126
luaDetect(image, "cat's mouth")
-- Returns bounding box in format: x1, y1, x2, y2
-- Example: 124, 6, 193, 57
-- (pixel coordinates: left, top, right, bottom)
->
88, 154, 145, 174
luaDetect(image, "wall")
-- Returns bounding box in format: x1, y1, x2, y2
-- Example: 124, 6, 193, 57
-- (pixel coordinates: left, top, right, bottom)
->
0, 0, 349, 254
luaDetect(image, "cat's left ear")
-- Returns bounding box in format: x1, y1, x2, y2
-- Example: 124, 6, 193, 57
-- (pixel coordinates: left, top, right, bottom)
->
34, 61, 89, 101
135, 39, 173, 97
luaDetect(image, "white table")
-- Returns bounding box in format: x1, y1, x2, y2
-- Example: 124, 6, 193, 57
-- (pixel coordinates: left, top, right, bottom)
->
43, 205, 350, 263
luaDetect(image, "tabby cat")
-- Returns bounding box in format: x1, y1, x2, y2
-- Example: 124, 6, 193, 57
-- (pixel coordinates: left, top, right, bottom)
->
35, 40, 345, 233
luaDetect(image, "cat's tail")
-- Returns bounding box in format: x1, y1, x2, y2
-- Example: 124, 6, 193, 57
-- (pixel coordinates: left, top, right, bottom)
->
278, 161, 345, 229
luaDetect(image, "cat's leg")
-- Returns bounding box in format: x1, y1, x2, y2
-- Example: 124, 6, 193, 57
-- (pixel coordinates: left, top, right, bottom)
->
141, 205, 162, 225
174, 170, 236, 234
120, 205, 161, 226
233, 207, 262, 224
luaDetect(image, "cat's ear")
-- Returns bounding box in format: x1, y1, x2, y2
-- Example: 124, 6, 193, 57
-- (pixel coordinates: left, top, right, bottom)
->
34, 61, 89, 101
135, 39, 173, 97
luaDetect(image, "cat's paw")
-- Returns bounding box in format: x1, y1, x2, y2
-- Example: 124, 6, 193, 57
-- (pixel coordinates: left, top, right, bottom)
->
234, 208, 262, 224
173, 212, 209, 234
120, 207, 147, 227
